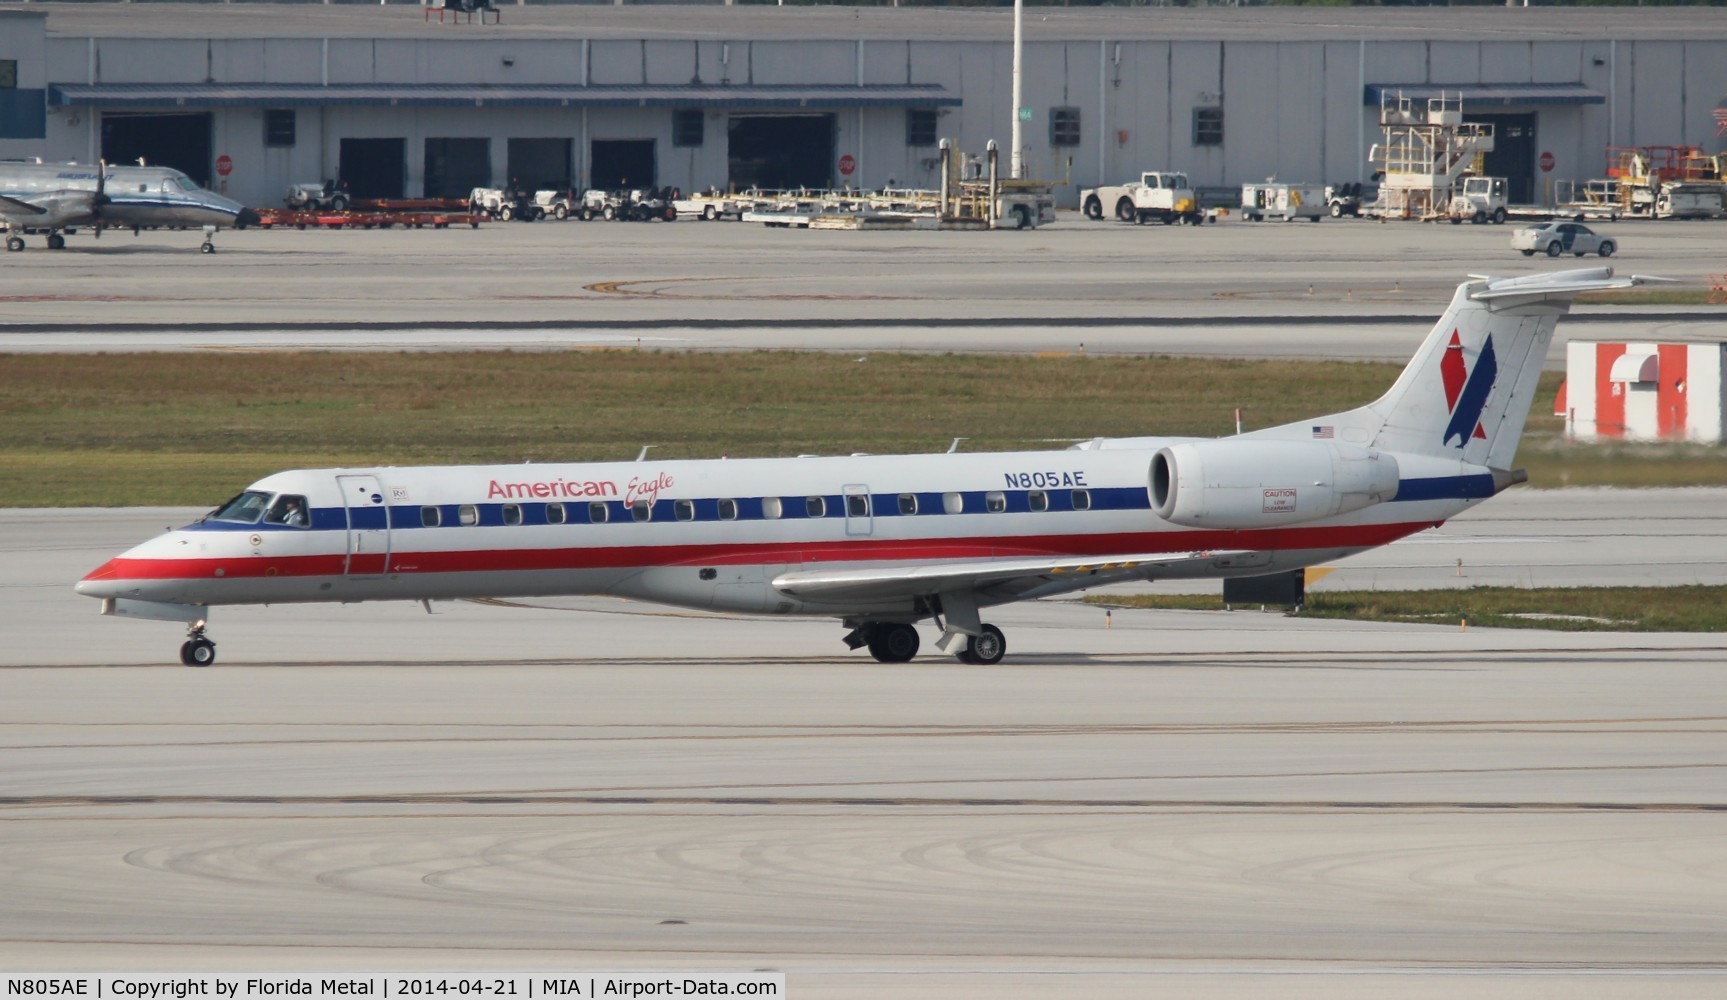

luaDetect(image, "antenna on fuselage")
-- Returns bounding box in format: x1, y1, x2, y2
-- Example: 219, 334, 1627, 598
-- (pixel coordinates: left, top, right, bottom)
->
947, 437, 968, 453
636, 445, 656, 462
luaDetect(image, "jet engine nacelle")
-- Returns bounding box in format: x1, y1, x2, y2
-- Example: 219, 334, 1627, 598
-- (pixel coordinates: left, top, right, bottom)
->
1151, 439, 1400, 529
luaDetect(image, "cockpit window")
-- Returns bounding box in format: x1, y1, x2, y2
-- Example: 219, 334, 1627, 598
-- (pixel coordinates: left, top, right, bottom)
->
209, 490, 272, 524
175, 177, 200, 193
263, 494, 311, 527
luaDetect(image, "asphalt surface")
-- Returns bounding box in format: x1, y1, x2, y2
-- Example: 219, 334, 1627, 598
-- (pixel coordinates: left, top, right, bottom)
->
2, 215, 1723, 366
3, 499, 1725, 996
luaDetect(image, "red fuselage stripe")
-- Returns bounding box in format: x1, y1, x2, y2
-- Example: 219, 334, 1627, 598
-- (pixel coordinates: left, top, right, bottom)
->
86, 521, 1432, 582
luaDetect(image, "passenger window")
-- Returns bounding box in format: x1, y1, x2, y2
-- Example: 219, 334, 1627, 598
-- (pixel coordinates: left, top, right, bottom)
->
546, 502, 565, 525
943, 492, 964, 514
762, 497, 783, 519
898, 493, 917, 515
631, 499, 653, 522
263, 494, 311, 527
1028, 490, 1048, 512
588, 502, 609, 524
1072, 489, 1091, 511
985, 491, 1006, 513
717, 498, 738, 520
846, 494, 869, 517
502, 503, 522, 526
459, 505, 478, 526
805, 496, 826, 518
420, 506, 441, 528
675, 499, 695, 522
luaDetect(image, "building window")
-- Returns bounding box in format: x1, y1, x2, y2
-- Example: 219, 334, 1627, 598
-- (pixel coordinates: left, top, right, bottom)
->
1193, 107, 1224, 146
264, 109, 295, 148
906, 109, 937, 147
1049, 106, 1081, 147
673, 109, 704, 148
0, 60, 17, 89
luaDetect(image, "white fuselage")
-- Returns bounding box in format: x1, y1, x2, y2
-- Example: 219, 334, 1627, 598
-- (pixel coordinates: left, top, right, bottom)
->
76, 444, 1481, 618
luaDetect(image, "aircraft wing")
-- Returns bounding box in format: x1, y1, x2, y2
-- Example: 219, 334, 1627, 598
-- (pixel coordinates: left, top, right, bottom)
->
0, 190, 98, 227
0, 193, 50, 217
771, 548, 1260, 604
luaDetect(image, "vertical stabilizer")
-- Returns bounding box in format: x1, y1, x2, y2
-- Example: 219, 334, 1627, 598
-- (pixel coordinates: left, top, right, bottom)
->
1251, 268, 1663, 470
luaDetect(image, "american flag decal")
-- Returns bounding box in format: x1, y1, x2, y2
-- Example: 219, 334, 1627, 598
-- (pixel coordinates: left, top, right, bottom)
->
1311, 425, 1334, 439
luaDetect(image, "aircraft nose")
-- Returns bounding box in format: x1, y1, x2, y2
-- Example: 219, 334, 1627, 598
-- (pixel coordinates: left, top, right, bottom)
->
235, 207, 262, 229
76, 558, 123, 599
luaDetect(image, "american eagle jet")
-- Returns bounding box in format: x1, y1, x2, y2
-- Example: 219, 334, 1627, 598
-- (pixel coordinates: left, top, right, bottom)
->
78, 268, 1653, 666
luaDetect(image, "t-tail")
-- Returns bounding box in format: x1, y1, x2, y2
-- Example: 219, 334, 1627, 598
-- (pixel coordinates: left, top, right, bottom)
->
1249, 267, 1665, 478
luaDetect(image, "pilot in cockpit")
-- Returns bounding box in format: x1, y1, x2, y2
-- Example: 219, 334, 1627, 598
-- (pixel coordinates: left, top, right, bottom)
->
265, 496, 308, 527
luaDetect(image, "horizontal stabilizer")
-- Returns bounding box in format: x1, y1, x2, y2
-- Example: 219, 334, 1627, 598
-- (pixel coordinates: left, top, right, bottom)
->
1465, 267, 1672, 305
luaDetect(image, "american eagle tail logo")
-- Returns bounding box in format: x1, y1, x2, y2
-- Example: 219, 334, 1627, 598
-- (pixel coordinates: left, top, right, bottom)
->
1440, 330, 1496, 448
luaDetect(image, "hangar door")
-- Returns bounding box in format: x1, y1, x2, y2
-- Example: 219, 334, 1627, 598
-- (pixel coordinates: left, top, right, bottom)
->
728, 114, 835, 191
424, 137, 490, 199
509, 138, 573, 191
1474, 113, 1537, 205
339, 138, 406, 200
590, 139, 655, 190
101, 112, 213, 186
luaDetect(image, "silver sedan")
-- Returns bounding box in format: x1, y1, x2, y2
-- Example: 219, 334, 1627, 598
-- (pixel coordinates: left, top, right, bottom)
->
1512, 221, 1617, 258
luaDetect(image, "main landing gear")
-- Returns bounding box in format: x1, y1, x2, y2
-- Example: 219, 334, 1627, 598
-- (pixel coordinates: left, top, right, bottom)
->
845, 621, 1007, 665
179, 622, 217, 667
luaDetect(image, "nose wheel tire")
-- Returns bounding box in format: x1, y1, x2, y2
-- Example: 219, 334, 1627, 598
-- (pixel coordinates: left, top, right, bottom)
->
955, 624, 1006, 665
179, 637, 217, 667
200, 242, 215, 254
865, 623, 920, 663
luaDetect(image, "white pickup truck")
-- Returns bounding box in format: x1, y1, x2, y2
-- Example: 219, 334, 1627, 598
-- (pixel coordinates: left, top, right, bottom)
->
1080, 171, 1209, 225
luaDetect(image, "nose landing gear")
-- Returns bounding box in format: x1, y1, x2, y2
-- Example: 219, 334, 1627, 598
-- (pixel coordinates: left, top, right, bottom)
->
179, 623, 217, 667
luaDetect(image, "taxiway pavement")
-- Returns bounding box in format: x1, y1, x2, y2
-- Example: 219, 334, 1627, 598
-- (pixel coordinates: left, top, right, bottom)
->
2, 217, 1722, 365
3, 501, 1724, 997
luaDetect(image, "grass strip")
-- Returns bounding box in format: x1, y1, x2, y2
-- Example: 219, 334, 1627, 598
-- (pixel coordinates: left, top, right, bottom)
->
1575, 288, 1725, 307
1085, 585, 1727, 632
2, 351, 1723, 506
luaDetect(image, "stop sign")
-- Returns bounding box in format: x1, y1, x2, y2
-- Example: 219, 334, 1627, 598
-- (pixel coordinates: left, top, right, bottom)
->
838, 154, 856, 177
1538, 151, 1555, 173
215, 154, 233, 177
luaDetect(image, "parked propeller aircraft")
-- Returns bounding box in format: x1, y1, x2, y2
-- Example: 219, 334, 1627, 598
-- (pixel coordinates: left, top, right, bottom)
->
1, 160, 258, 254
77, 268, 1656, 666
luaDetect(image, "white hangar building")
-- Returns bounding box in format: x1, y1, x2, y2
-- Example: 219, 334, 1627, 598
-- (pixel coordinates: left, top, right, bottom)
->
2, 4, 1725, 209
